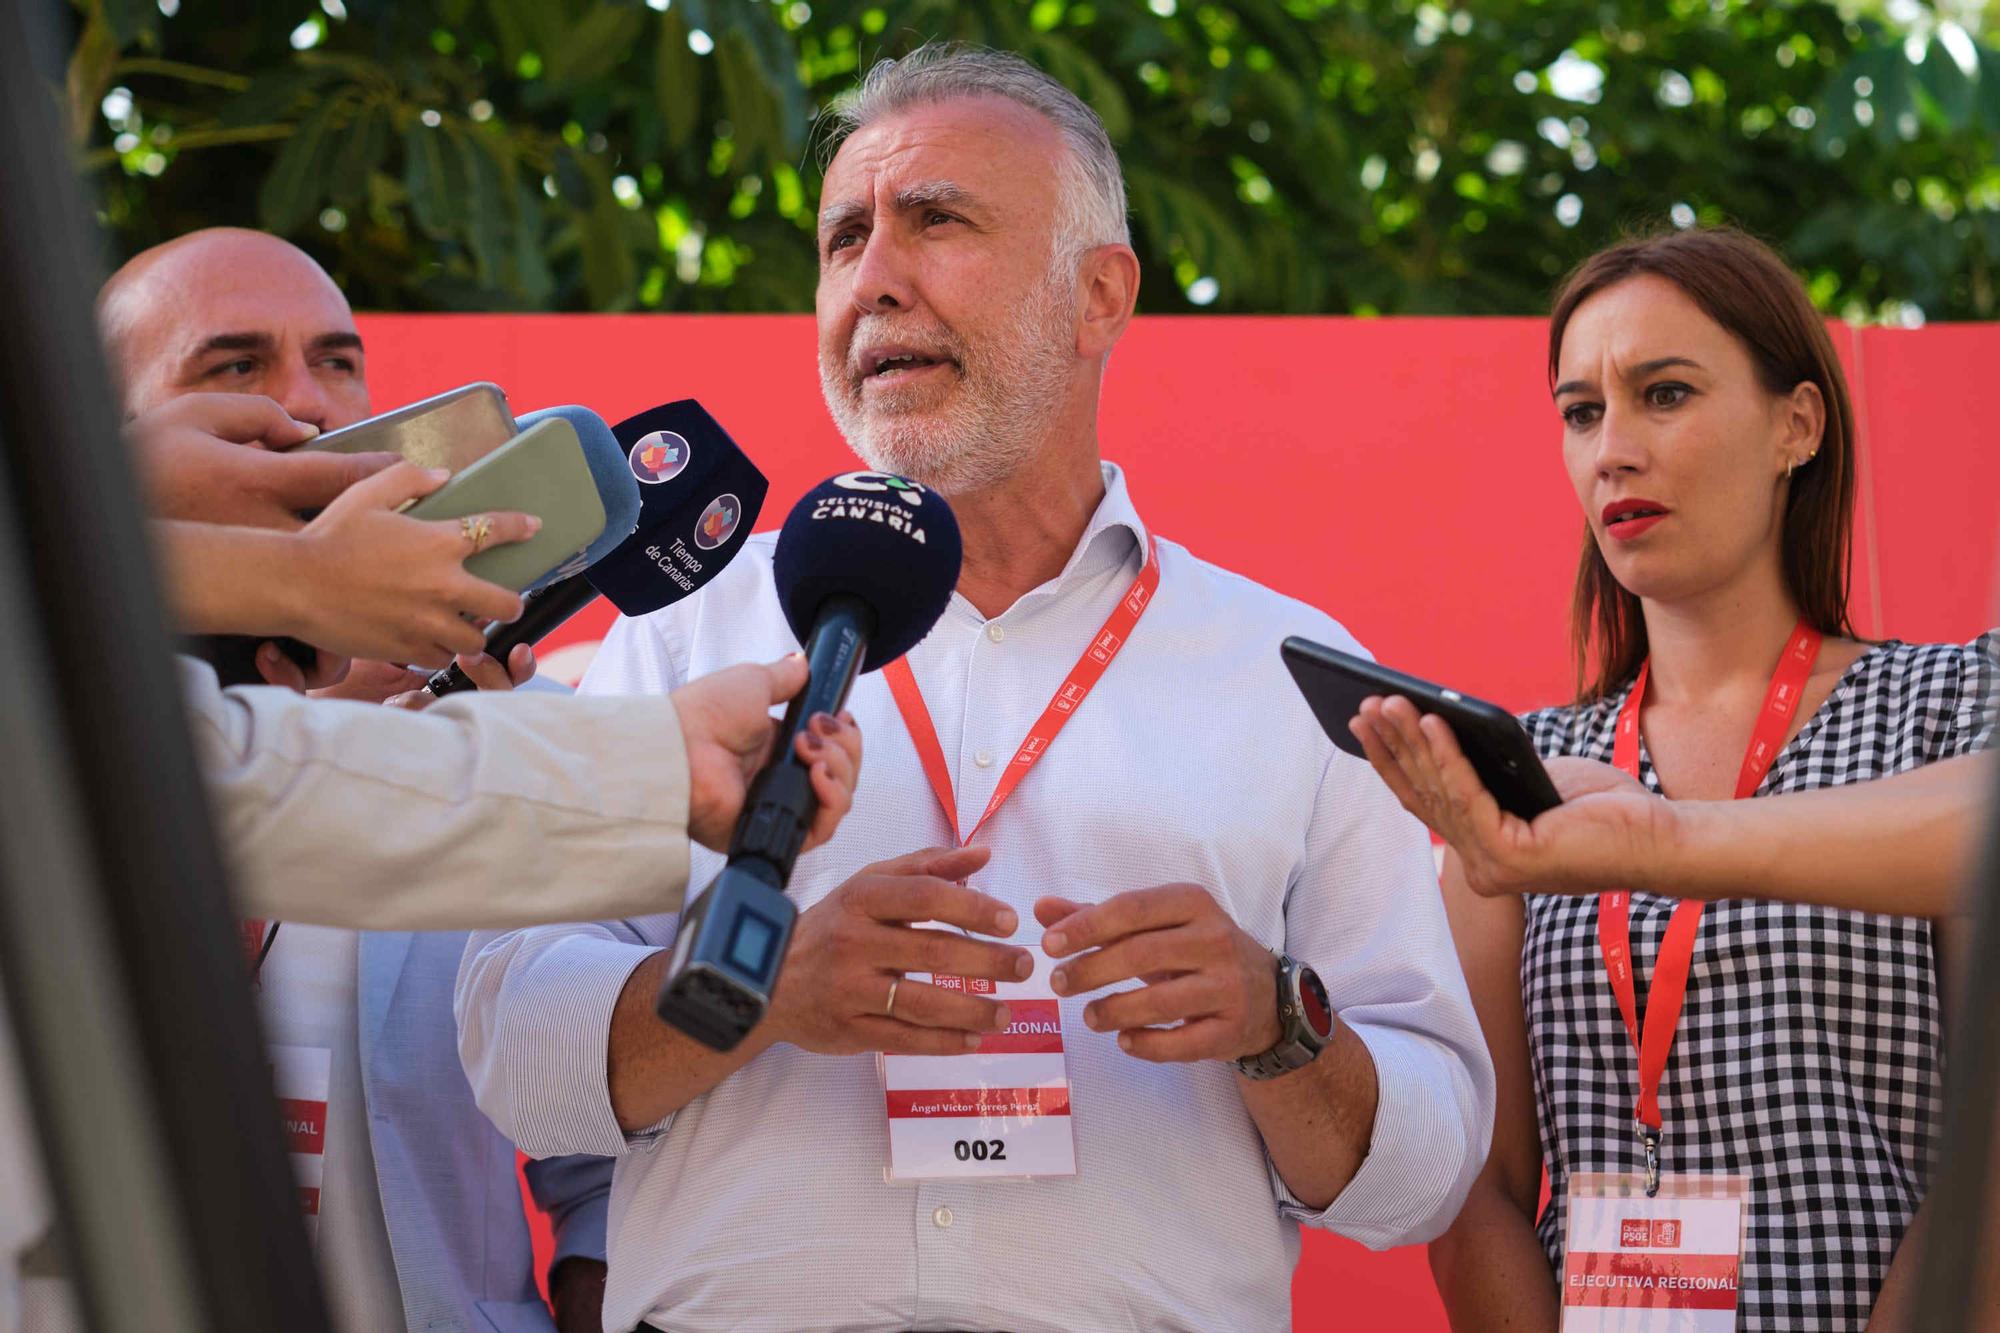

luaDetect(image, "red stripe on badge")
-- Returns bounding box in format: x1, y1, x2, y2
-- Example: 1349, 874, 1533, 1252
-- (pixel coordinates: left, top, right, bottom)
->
974, 999, 1065, 1054
1562, 1251, 1740, 1310
280, 1098, 327, 1155
885, 1087, 1071, 1119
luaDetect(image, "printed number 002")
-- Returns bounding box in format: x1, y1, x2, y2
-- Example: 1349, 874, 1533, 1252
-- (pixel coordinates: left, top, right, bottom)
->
951, 1139, 1006, 1162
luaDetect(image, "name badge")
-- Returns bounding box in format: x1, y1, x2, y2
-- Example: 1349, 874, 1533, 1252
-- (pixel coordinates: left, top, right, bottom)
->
1561, 1172, 1747, 1331
270, 1045, 332, 1244
879, 955, 1076, 1180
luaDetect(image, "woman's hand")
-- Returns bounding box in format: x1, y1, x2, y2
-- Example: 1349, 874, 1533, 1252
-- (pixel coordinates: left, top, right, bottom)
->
1351, 695, 1677, 897
671, 656, 863, 853
283, 461, 537, 668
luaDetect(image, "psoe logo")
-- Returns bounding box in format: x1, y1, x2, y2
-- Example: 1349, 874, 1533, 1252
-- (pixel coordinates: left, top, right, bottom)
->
833, 470, 925, 505
629, 430, 692, 484
694, 493, 742, 551
1619, 1218, 1681, 1248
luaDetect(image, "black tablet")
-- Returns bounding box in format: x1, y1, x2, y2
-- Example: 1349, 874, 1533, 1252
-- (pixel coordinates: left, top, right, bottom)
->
1281, 635, 1562, 820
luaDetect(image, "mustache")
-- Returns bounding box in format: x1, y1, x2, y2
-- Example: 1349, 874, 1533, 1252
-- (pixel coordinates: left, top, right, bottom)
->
843, 317, 969, 377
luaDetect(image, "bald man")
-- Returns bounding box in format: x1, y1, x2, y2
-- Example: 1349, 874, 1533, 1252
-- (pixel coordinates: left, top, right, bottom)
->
101, 227, 522, 698
49, 229, 615, 1333
98, 226, 370, 430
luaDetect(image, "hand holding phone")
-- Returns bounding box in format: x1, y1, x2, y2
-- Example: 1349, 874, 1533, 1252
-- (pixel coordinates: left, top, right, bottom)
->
1281, 636, 1562, 819
282, 462, 538, 667
301, 381, 515, 471
1349, 692, 1670, 901
400, 414, 606, 593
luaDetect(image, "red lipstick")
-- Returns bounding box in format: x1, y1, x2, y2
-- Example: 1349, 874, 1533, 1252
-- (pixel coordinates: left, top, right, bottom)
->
1601, 498, 1670, 542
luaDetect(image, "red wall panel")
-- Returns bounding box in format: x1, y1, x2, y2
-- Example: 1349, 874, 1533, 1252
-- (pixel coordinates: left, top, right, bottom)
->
1851, 325, 2000, 642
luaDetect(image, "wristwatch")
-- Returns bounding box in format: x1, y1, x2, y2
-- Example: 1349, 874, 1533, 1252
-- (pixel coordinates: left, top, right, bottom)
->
1234, 953, 1336, 1081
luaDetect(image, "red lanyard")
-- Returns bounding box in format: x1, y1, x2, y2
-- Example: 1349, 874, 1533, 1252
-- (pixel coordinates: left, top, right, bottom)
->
885, 535, 1160, 845
241, 918, 279, 988
1598, 620, 1821, 1188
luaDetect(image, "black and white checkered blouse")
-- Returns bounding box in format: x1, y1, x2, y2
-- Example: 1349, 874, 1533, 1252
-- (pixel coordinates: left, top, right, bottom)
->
1519, 632, 1997, 1330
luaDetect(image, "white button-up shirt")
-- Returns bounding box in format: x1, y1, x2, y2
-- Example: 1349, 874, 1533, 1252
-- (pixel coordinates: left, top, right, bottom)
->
457, 463, 1493, 1333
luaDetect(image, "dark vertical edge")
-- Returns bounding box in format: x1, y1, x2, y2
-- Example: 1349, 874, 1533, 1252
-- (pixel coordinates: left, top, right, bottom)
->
0, 3, 332, 1330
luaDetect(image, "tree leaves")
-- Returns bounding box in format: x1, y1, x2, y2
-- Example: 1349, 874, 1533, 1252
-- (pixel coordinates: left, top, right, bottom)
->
570, 150, 639, 309
451, 124, 510, 287
655, 8, 703, 150
64, 13, 122, 150
330, 100, 390, 208
71, 0, 2000, 321
402, 117, 453, 234
98, 0, 159, 48
257, 100, 341, 233
541, 4, 648, 93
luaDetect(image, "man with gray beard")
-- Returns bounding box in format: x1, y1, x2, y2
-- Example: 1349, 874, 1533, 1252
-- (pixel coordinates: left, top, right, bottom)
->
458, 42, 1492, 1332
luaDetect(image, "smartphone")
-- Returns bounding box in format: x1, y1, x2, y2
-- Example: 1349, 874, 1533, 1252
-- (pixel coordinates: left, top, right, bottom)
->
189, 384, 535, 684
1281, 635, 1562, 820
303, 381, 515, 472
404, 413, 607, 592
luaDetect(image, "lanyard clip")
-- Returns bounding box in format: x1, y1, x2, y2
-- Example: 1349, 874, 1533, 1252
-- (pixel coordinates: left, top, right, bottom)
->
1636, 1125, 1661, 1198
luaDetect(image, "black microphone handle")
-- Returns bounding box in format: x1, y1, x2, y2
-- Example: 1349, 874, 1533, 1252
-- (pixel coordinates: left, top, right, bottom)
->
727, 594, 875, 886
424, 574, 601, 697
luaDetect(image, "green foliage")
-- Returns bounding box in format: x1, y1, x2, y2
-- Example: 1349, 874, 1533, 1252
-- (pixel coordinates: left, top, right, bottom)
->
69, 0, 2000, 319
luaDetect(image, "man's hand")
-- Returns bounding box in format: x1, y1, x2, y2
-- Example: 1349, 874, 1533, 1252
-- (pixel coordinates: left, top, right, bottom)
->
283, 461, 537, 668
304, 644, 538, 708
1350, 694, 1675, 897
670, 655, 863, 852
127, 393, 395, 530
1039, 886, 1281, 1063
762, 846, 1032, 1056
382, 645, 537, 709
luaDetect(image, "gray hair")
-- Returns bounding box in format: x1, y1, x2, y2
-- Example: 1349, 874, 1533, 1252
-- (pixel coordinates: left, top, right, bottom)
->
824, 42, 1131, 265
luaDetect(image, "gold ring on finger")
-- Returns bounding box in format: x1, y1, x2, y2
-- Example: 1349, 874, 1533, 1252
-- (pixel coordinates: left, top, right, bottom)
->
885, 976, 901, 1017
460, 514, 494, 554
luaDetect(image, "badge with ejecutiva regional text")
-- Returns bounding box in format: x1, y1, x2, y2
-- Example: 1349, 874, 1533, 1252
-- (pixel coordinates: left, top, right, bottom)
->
878, 948, 1076, 1180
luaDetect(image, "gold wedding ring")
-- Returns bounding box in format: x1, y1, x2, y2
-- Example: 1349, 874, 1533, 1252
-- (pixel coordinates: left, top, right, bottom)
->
885, 976, 901, 1017
460, 514, 494, 554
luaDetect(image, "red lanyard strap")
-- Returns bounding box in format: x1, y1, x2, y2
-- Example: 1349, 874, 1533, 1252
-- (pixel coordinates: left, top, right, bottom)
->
1597, 892, 1702, 1132
886, 535, 1160, 846
1597, 620, 1821, 1142
240, 918, 279, 988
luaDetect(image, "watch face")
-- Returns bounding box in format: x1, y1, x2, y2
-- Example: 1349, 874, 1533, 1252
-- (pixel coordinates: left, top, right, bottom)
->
1296, 967, 1334, 1040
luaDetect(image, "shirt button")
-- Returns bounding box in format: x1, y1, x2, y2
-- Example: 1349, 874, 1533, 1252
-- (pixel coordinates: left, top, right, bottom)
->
974, 750, 994, 768
933, 1206, 955, 1229
985, 623, 1006, 643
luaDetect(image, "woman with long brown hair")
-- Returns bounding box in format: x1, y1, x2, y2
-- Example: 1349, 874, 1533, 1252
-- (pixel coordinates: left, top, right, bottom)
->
1374, 227, 1995, 1329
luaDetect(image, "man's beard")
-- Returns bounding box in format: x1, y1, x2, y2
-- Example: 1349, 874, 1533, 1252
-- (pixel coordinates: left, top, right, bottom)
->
818, 270, 1077, 496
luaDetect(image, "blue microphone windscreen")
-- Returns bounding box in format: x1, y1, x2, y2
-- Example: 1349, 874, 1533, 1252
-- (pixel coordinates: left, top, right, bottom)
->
771, 472, 961, 672
515, 405, 641, 589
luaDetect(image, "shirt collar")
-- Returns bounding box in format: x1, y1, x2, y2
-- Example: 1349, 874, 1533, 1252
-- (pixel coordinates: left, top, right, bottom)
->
1055, 461, 1149, 587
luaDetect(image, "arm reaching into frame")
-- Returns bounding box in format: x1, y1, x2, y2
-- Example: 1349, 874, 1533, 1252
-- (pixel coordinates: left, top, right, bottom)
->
1351, 694, 1988, 917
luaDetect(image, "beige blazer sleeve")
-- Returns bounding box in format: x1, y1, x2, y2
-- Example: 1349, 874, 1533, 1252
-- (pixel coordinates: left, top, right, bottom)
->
178, 657, 692, 930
